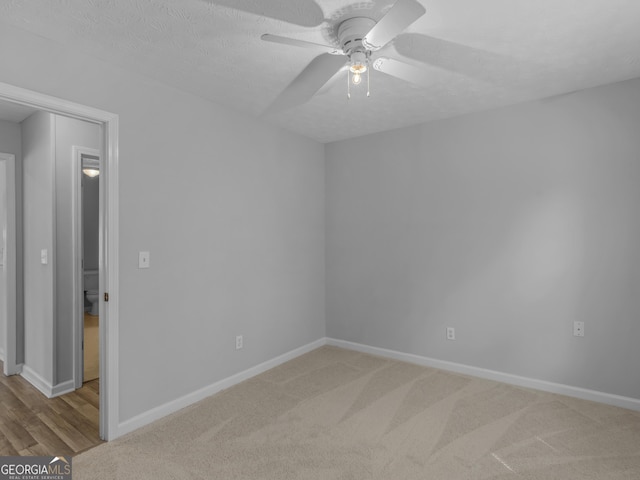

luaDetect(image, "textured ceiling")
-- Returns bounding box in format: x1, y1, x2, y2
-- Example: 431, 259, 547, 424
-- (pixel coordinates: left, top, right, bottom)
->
2, 0, 640, 143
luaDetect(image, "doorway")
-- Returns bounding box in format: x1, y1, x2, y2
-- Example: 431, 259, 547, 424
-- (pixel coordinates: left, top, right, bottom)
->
0, 81, 120, 441
74, 147, 101, 388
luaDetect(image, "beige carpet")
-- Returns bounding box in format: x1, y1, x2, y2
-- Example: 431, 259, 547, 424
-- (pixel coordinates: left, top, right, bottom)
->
74, 346, 640, 479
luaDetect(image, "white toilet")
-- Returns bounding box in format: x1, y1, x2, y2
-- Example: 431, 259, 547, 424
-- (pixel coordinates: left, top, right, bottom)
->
84, 269, 99, 316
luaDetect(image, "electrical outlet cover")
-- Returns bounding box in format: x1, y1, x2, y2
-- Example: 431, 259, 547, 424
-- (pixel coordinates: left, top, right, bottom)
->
446, 327, 455, 340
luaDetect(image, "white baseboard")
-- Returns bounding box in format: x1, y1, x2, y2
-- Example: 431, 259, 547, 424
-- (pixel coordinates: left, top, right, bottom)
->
21, 365, 54, 397
117, 338, 327, 437
326, 338, 640, 412
51, 379, 76, 398
115, 335, 640, 441
20, 366, 76, 398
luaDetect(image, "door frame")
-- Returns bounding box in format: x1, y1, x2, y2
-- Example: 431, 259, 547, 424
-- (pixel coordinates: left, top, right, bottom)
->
0, 152, 17, 376
0, 81, 120, 441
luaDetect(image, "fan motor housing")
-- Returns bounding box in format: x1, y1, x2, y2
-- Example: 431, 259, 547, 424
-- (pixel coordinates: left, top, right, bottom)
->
338, 17, 376, 54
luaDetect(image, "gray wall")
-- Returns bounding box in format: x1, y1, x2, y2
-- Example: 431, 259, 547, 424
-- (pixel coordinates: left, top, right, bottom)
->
0, 22, 325, 422
22, 111, 55, 384
326, 77, 640, 400
0, 119, 23, 365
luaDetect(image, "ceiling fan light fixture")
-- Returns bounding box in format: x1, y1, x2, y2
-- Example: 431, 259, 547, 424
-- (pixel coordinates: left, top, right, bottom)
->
83, 167, 100, 178
347, 50, 370, 96
82, 155, 100, 177
349, 51, 368, 75
349, 51, 369, 75
347, 59, 370, 97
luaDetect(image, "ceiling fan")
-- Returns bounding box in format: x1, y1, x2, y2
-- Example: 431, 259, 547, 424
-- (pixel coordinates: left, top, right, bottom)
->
261, 0, 430, 114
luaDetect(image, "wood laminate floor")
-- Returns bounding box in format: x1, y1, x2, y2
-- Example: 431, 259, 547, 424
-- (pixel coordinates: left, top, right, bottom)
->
0, 362, 103, 456
84, 312, 99, 382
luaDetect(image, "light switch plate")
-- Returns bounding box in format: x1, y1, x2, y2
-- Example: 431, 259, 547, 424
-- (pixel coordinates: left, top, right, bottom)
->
41, 249, 48, 265
138, 251, 150, 269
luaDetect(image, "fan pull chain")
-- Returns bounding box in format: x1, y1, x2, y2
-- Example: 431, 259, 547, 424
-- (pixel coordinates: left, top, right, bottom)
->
347, 70, 351, 99
367, 67, 370, 97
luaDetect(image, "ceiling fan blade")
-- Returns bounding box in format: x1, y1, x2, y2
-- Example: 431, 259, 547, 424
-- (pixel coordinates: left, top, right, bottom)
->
394, 33, 520, 83
363, 0, 426, 51
264, 53, 348, 115
204, 0, 324, 27
372, 57, 432, 87
261, 34, 342, 55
